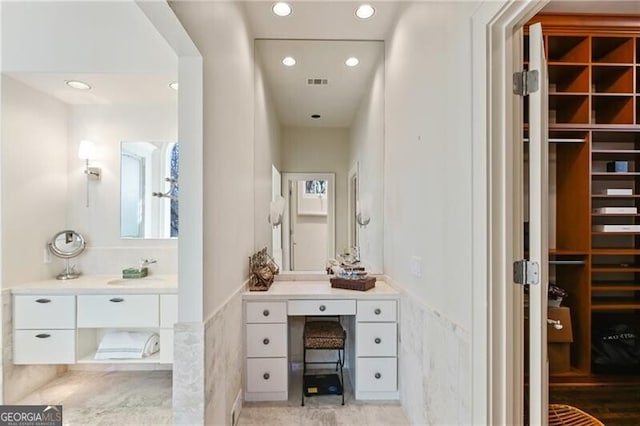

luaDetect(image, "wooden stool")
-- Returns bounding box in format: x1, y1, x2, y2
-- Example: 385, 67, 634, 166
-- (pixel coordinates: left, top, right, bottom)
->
302, 317, 346, 406
549, 404, 604, 426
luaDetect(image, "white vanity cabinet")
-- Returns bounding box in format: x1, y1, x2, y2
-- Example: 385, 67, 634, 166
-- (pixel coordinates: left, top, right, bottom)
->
355, 300, 398, 399
244, 301, 289, 401
13, 295, 76, 364
243, 281, 400, 402
12, 283, 178, 366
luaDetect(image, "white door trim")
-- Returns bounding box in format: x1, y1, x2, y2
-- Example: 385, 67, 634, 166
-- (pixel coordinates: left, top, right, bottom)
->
471, 1, 549, 424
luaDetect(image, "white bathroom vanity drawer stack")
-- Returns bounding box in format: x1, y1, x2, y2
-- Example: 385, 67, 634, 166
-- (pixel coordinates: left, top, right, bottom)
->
244, 301, 288, 401
355, 299, 398, 399
13, 295, 76, 364
13, 292, 177, 365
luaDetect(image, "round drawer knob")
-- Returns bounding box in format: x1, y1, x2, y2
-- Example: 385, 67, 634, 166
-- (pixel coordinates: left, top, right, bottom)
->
263, 338, 270, 345
35, 333, 51, 339
263, 373, 270, 380
374, 308, 381, 315
374, 337, 382, 344
263, 309, 270, 317
319, 305, 326, 312
374, 372, 382, 380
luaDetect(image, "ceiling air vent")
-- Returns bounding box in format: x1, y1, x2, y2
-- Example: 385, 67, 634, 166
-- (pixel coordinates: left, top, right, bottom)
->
307, 78, 328, 86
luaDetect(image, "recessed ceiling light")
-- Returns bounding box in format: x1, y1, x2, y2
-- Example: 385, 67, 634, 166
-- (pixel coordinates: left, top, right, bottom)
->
282, 56, 296, 67
272, 2, 292, 17
65, 80, 91, 90
169, 81, 179, 91
311, 114, 321, 119
355, 4, 375, 19
345, 57, 360, 67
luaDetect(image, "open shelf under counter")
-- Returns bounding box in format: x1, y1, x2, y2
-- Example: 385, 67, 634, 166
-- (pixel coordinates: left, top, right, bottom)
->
591, 248, 640, 255
77, 352, 163, 364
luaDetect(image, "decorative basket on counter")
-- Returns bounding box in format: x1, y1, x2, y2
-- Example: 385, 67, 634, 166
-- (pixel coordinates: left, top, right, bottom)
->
248, 247, 279, 291
330, 276, 376, 291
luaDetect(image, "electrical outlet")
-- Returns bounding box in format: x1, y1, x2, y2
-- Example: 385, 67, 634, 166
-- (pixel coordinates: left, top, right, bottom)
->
410, 256, 422, 278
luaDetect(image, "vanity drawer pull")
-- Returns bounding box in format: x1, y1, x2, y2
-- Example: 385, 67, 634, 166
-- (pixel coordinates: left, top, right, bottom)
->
263, 373, 270, 380
374, 337, 382, 344
374, 308, 381, 315
374, 372, 382, 379
263, 338, 270, 345
319, 305, 326, 312
35, 333, 51, 339
35, 298, 51, 304
263, 309, 270, 317
109, 298, 125, 303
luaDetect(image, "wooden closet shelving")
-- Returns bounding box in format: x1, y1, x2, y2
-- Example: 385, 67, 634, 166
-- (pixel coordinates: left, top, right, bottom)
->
526, 14, 640, 382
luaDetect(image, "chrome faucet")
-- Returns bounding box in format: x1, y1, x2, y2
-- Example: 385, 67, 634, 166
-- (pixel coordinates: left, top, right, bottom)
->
140, 258, 158, 268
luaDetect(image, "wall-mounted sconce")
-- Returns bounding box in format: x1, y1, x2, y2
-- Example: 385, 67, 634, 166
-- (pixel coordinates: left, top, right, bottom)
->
268, 196, 286, 228
78, 140, 101, 180
356, 199, 371, 228
78, 140, 101, 208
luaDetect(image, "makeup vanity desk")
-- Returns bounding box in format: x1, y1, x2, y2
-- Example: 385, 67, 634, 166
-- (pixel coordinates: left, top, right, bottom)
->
242, 279, 400, 402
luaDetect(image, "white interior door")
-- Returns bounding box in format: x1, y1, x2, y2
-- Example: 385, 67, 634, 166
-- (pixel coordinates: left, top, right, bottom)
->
528, 22, 549, 426
271, 165, 283, 268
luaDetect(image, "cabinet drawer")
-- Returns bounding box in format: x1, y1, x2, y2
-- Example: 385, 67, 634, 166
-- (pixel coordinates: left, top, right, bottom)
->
246, 301, 287, 323
246, 323, 287, 358
356, 357, 397, 392
160, 294, 178, 328
246, 358, 288, 393
288, 299, 356, 316
356, 323, 397, 357
77, 295, 159, 328
14, 295, 75, 329
14, 330, 75, 364
159, 329, 173, 364
357, 300, 397, 322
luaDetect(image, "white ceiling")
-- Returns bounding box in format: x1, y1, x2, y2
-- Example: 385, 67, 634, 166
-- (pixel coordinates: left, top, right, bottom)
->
243, 2, 400, 40
246, 2, 398, 129
6, 73, 178, 105
257, 40, 383, 128
543, 1, 640, 14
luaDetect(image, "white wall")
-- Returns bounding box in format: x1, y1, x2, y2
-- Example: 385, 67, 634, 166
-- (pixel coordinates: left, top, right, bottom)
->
282, 127, 349, 255
67, 104, 178, 275
253, 55, 282, 254
1, 76, 68, 286
385, 2, 480, 424
169, 2, 254, 424
349, 56, 384, 273
0, 76, 68, 403
1, 1, 176, 74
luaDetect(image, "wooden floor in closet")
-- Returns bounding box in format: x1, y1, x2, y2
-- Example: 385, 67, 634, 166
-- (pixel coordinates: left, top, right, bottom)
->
549, 384, 640, 425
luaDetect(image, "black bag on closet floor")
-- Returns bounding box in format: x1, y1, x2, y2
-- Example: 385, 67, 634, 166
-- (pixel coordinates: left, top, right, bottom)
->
592, 323, 640, 374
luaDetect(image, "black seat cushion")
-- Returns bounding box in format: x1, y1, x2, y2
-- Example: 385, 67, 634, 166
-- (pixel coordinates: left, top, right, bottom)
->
304, 321, 346, 349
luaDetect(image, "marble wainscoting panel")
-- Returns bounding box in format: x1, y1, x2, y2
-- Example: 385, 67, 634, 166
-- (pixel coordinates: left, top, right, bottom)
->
392, 280, 471, 425
2, 289, 60, 404
205, 285, 244, 426
173, 321, 205, 425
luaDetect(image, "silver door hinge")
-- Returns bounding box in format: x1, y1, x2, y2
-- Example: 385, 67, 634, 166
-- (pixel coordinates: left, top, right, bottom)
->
513, 70, 539, 96
513, 259, 539, 285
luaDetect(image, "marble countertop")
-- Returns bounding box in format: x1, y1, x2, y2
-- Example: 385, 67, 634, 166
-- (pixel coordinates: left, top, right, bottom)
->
10, 274, 178, 295
242, 279, 399, 300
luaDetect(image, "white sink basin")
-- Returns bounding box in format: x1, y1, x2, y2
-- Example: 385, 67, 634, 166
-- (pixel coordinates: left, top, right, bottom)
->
107, 277, 165, 286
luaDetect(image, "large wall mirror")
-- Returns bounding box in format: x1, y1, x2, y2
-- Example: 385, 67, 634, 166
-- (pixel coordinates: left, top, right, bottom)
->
121, 141, 179, 239
254, 39, 384, 273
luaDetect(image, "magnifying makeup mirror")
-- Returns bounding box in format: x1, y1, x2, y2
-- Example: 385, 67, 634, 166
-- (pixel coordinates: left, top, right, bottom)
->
48, 230, 86, 280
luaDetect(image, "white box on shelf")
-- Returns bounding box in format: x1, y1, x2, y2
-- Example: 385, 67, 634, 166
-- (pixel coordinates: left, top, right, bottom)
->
592, 224, 640, 232
600, 188, 633, 196
592, 207, 638, 214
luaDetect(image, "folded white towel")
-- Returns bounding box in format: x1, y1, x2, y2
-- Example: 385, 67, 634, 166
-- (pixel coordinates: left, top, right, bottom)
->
94, 331, 159, 360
